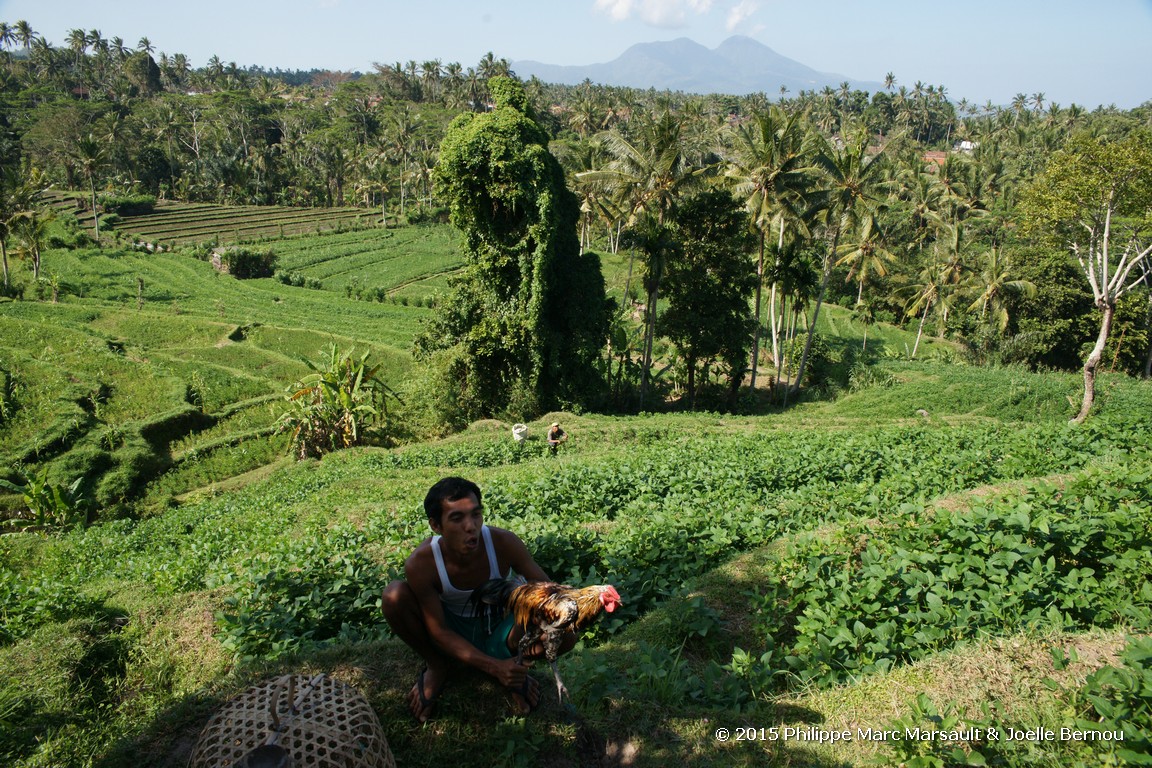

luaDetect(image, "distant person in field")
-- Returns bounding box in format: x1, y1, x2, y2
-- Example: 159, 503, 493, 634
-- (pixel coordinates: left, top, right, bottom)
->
547, 422, 568, 455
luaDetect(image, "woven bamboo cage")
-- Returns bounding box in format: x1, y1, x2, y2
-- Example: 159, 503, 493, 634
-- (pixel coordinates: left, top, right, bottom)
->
188, 673, 395, 768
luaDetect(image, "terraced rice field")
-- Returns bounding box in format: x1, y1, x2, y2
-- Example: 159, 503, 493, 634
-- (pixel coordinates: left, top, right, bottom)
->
41, 192, 380, 245
113, 200, 378, 245
272, 226, 464, 298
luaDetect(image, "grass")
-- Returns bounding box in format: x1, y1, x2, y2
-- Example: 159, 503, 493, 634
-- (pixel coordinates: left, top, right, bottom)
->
270, 224, 464, 301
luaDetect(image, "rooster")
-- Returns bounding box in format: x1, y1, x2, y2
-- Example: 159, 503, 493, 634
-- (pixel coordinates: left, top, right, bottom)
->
473, 578, 622, 703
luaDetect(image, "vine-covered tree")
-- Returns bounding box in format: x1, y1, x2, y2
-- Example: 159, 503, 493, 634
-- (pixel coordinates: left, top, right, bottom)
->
416, 77, 609, 419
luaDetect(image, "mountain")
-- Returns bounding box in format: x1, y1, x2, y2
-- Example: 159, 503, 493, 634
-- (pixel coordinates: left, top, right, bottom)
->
513, 36, 884, 97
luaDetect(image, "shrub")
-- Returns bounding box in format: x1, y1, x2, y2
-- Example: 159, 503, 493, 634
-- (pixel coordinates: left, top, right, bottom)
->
1076, 636, 1152, 760
215, 546, 389, 660
883, 636, 1152, 766
185, 243, 215, 262
274, 270, 305, 287
406, 205, 450, 225
0, 369, 18, 425
98, 193, 156, 216
222, 247, 278, 279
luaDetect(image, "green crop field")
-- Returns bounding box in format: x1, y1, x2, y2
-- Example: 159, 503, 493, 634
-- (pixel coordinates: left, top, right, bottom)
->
1, 367, 1150, 767
0, 224, 435, 523
1, 215, 1150, 768
41, 192, 381, 246
115, 200, 378, 245
271, 225, 465, 301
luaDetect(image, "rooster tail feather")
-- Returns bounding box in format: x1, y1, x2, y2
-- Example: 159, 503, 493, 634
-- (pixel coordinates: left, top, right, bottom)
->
468, 576, 517, 621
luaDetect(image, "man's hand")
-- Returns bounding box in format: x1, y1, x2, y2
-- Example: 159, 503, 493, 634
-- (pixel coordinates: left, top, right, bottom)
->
490, 656, 534, 690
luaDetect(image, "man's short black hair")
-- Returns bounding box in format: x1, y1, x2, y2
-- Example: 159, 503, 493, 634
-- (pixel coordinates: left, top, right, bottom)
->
424, 476, 482, 525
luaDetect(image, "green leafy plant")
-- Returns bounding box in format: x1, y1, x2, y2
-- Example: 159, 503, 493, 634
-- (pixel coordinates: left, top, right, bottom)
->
747, 461, 1152, 690
221, 247, 278, 279
214, 545, 389, 660
97, 192, 156, 215
277, 345, 397, 460
0, 468, 87, 530
883, 694, 987, 768
0, 368, 18, 425
1074, 636, 1152, 762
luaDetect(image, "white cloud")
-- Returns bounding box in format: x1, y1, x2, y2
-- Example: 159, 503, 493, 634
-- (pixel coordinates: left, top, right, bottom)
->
726, 0, 759, 32
593, 0, 633, 22
593, 0, 716, 28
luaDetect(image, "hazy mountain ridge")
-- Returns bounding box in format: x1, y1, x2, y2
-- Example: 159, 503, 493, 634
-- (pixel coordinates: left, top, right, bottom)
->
513, 35, 885, 96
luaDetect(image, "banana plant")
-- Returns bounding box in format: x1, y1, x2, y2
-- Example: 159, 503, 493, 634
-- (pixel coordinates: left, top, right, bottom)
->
277, 344, 397, 460
0, 467, 87, 530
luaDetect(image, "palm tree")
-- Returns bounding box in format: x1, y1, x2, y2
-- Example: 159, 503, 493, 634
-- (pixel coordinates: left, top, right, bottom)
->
835, 213, 896, 304
964, 247, 1036, 332
108, 36, 128, 61
568, 91, 604, 137
578, 110, 701, 404
771, 240, 819, 389
30, 34, 64, 85
1010, 93, 1029, 126
794, 132, 891, 390
0, 165, 48, 288
898, 264, 944, 358
204, 54, 224, 85
559, 135, 616, 251
75, 134, 107, 241
387, 108, 420, 218
851, 299, 876, 352
443, 61, 464, 106
66, 28, 88, 69
420, 59, 442, 102
899, 169, 947, 251
12, 209, 52, 281
725, 105, 814, 388
14, 20, 34, 52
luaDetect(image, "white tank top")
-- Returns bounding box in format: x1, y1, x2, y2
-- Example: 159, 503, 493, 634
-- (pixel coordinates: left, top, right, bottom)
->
431, 524, 502, 617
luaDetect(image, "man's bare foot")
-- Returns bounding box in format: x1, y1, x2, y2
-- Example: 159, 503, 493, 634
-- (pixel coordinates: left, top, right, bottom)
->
407, 666, 448, 723
507, 674, 540, 716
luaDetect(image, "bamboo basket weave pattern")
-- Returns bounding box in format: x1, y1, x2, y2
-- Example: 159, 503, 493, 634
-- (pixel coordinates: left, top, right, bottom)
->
189, 673, 395, 768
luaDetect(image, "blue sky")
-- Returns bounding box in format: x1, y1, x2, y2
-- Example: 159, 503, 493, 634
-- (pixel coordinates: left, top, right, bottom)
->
1, 0, 1149, 108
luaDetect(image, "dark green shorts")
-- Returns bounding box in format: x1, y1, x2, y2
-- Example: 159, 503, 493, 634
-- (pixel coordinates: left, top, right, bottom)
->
443, 611, 516, 659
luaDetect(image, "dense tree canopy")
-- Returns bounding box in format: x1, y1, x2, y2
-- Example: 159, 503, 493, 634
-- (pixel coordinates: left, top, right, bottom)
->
2, 17, 1151, 416
662, 190, 757, 408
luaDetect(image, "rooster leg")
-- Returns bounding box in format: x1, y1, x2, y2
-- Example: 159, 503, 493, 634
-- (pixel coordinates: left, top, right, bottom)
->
517, 628, 540, 666
549, 660, 568, 702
